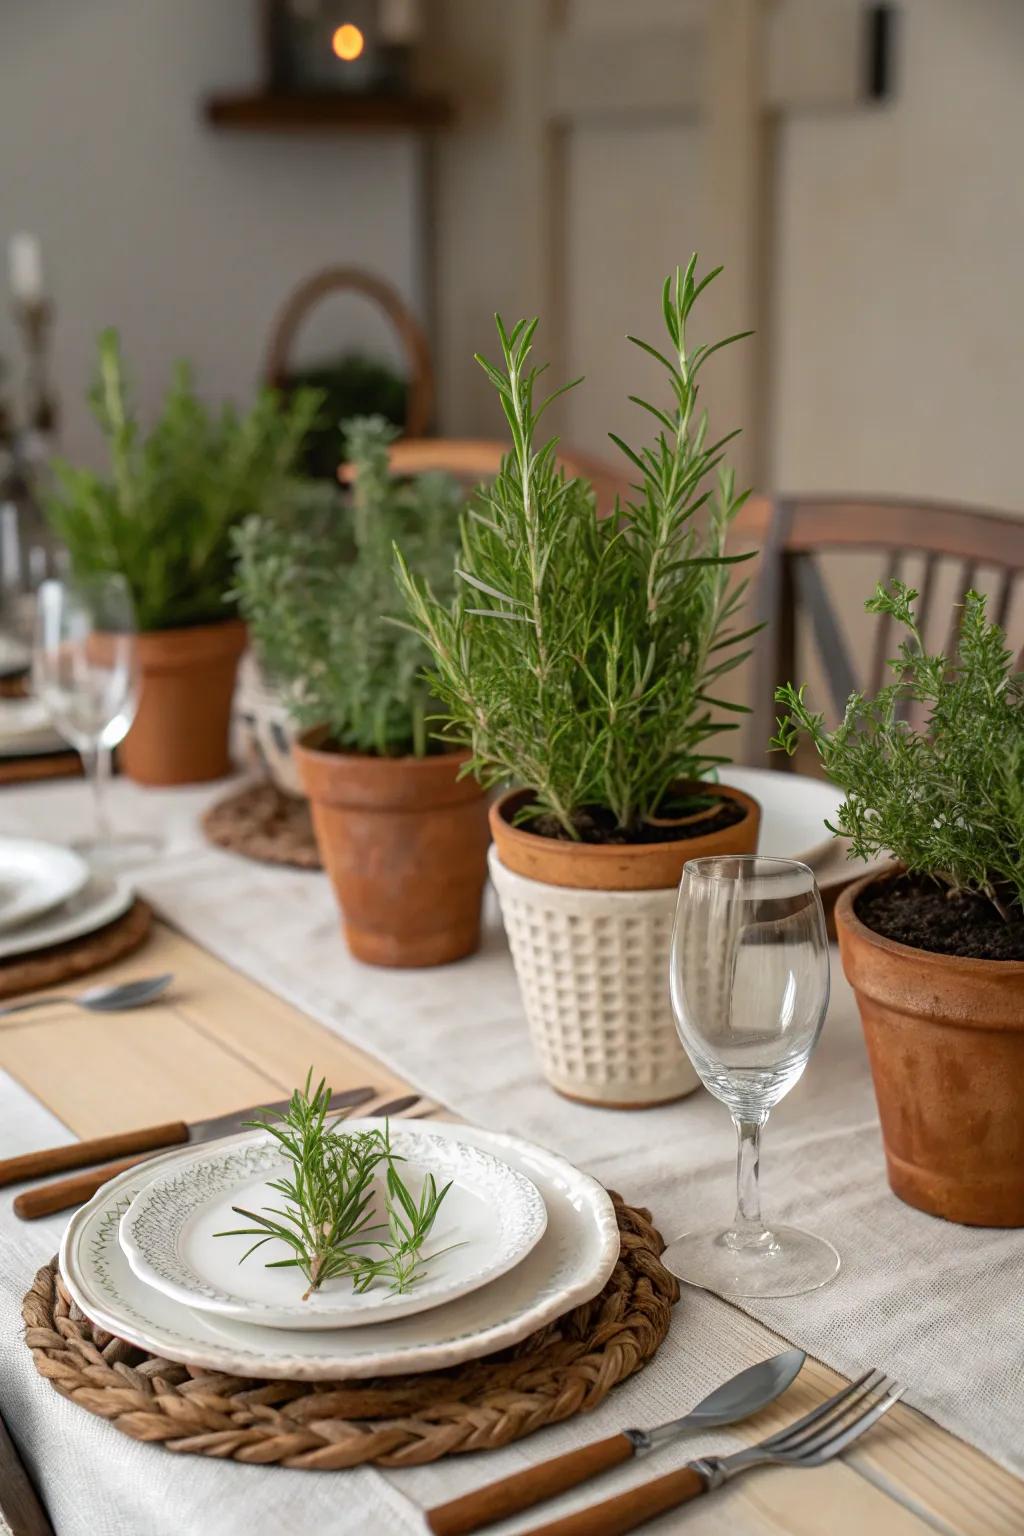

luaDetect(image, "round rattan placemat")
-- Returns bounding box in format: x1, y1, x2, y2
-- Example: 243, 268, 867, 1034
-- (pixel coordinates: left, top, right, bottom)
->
0, 899, 152, 1000
23, 1194, 678, 1470
202, 782, 321, 870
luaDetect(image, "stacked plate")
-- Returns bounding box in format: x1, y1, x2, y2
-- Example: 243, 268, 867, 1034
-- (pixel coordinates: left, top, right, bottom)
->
0, 696, 71, 761
59, 1119, 621, 1380
0, 837, 134, 961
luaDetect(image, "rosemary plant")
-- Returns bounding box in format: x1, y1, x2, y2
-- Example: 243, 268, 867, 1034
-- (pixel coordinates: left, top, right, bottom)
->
46, 329, 321, 631
217, 1073, 452, 1299
231, 416, 462, 756
395, 258, 755, 838
773, 581, 1024, 918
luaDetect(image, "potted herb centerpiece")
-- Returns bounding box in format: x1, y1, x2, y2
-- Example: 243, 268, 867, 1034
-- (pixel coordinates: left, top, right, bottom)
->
233, 416, 490, 968
47, 330, 319, 786
774, 581, 1024, 1226
397, 260, 761, 1105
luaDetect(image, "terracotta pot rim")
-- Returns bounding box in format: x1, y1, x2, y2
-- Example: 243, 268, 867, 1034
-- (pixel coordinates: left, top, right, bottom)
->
836, 869, 1024, 974
294, 725, 472, 770
490, 781, 758, 859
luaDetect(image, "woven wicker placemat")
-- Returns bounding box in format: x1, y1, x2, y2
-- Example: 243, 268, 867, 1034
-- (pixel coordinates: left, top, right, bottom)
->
23, 1194, 678, 1470
0, 899, 152, 999
202, 782, 320, 870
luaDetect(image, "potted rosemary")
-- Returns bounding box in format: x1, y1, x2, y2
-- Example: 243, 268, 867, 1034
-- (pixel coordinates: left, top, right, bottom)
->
233, 416, 489, 968
774, 581, 1024, 1226
47, 330, 319, 785
397, 259, 760, 1104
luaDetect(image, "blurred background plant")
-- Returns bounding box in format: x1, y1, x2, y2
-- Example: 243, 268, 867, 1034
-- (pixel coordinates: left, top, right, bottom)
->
232, 414, 462, 757
284, 351, 407, 480
45, 329, 322, 631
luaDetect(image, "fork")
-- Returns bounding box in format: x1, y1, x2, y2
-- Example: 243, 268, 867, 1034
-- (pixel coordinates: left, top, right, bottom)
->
517, 1370, 905, 1536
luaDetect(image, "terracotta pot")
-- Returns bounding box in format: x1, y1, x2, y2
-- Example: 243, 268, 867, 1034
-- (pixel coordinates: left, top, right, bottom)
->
488, 783, 761, 1107
489, 782, 761, 890
293, 729, 490, 968
117, 620, 247, 787
836, 873, 1024, 1227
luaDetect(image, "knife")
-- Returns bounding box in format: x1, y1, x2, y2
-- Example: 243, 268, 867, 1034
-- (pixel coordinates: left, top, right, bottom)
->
425, 1347, 806, 1536
5, 1084, 380, 1218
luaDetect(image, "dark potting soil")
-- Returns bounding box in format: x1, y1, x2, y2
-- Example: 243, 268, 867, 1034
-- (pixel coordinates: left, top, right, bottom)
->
855, 874, 1024, 961
525, 793, 748, 846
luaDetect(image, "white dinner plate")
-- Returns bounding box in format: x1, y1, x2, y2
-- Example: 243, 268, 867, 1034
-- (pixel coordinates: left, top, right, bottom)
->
0, 873, 133, 960
0, 698, 66, 755
718, 765, 890, 888
61, 1121, 620, 1380
120, 1124, 548, 1330
0, 838, 88, 933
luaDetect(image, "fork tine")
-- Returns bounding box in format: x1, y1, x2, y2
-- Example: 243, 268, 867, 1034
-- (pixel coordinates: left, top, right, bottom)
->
760, 1369, 882, 1452
788, 1376, 898, 1459
798, 1382, 906, 1465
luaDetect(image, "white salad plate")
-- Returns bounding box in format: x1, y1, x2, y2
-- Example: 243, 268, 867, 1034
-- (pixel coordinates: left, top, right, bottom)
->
0, 838, 88, 933
0, 698, 66, 756
119, 1123, 548, 1330
719, 765, 890, 887
61, 1121, 620, 1379
0, 873, 134, 961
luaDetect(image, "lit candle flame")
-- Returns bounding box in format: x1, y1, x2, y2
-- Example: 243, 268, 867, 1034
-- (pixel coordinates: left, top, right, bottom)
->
332, 23, 365, 62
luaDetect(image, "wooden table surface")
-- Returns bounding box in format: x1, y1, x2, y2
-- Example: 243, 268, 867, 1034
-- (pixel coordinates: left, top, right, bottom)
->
3, 919, 1022, 1536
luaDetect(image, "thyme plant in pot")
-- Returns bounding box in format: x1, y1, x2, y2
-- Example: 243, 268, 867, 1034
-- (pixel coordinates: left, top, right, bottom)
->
397, 259, 761, 1105
46, 330, 319, 785
774, 581, 1024, 1226
232, 416, 489, 968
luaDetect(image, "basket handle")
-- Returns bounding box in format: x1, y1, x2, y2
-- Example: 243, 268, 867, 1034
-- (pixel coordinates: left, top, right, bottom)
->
262, 265, 434, 436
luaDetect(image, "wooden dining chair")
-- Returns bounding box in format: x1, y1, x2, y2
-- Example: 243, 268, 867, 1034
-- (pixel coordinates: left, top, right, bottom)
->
338, 436, 630, 519
740, 495, 1024, 768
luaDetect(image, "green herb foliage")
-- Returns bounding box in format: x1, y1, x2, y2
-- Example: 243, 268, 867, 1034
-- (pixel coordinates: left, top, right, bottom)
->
46, 329, 321, 631
216, 1073, 452, 1300
395, 257, 755, 838
773, 581, 1024, 918
232, 415, 462, 756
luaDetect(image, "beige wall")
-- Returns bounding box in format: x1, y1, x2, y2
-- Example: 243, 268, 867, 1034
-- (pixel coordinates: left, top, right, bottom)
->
432, 0, 1024, 521
772, 0, 1024, 514
0, 0, 423, 466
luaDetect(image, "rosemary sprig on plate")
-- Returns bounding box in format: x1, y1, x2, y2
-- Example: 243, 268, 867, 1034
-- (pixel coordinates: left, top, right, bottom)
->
214, 1073, 452, 1300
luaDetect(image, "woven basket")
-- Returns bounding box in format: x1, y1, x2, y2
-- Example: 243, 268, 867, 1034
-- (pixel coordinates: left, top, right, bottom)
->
488, 848, 700, 1108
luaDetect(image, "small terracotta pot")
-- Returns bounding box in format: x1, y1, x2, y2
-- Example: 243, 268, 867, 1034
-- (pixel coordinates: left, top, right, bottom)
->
488, 783, 761, 1107
836, 872, 1024, 1227
117, 620, 247, 787
489, 782, 761, 890
293, 729, 490, 968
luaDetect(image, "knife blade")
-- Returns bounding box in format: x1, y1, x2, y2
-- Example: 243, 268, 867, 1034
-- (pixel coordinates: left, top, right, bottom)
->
425, 1347, 806, 1536
1, 1084, 377, 1192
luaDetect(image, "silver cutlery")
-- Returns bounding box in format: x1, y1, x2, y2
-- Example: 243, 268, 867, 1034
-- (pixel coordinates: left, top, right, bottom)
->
426, 1347, 806, 1534
517, 1369, 905, 1536
0, 972, 173, 1017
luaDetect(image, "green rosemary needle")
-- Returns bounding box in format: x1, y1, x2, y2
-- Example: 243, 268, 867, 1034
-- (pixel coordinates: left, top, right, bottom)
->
214, 1072, 452, 1300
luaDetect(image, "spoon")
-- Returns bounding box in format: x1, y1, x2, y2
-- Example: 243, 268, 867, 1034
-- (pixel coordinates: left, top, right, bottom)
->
0, 974, 173, 1018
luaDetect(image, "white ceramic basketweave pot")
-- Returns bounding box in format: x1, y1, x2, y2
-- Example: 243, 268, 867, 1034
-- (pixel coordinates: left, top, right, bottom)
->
488, 785, 762, 1109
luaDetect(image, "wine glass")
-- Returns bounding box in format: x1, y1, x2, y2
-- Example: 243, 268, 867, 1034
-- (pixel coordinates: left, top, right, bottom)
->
664, 855, 839, 1298
33, 575, 141, 866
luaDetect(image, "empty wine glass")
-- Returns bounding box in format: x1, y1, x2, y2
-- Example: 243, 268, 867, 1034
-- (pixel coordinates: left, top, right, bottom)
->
664, 855, 839, 1298
33, 575, 142, 866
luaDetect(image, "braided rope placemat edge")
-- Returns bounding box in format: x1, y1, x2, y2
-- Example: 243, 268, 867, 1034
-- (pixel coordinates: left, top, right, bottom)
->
202, 781, 321, 870
22, 1193, 679, 1470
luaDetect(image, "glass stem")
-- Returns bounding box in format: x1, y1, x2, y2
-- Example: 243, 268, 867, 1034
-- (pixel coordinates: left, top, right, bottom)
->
89, 740, 113, 848
731, 1116, 769, 1245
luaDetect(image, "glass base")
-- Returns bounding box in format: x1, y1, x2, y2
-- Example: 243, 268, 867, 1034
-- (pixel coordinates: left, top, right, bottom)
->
72, 832, 164, 872
662, 1223, 840, 1298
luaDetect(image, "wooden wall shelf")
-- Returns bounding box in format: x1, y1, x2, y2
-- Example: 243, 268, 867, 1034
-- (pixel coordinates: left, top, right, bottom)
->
204, 91, 452, 133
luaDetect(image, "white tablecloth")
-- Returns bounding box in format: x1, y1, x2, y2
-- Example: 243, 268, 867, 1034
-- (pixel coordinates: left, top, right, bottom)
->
1, 776, 1022, 1536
